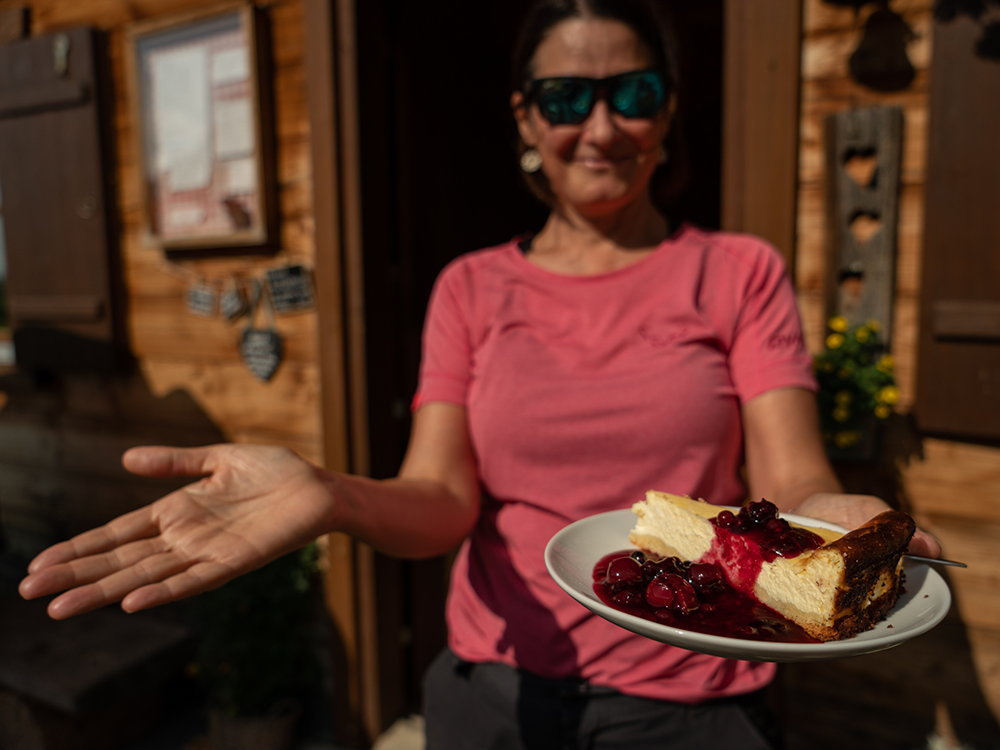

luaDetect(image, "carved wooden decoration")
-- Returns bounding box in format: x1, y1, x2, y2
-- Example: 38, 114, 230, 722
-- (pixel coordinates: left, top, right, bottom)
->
824, 106, 904, 341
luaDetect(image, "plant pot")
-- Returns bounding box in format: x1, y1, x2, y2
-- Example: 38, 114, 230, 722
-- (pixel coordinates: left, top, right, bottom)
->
208, 699, 300, 750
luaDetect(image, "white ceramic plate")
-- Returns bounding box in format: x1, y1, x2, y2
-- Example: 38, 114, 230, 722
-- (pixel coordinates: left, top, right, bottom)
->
544, 508, 951, 662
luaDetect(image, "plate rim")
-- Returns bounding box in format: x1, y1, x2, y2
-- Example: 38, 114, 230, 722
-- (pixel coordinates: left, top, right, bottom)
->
544, 507, 952, 662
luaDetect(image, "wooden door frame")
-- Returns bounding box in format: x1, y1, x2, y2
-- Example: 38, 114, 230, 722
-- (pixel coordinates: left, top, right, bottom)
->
722, 0, 803, 268
303, 0, 381, 745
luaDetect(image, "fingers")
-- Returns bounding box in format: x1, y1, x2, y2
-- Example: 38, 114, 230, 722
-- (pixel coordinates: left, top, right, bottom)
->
909, 528, 943, 559
121, 561, 236, 613
24, 506, 159, 576
122, 445, 222, 479
46, 551, 197, 619
20, 537, 167, 600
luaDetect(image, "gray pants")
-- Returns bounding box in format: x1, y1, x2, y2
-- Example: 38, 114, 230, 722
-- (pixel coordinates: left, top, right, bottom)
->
423, 648, 782, 750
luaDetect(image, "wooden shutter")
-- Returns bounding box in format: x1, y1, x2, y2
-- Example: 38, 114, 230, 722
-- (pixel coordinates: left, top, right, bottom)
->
0, 27, 123, 372
915, 16, 1000, 439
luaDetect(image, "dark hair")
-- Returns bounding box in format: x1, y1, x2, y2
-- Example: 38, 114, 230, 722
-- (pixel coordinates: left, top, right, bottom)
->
511, 0, 689, 214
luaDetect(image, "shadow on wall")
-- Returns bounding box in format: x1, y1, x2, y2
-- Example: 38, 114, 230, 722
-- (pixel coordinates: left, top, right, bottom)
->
775, 414, 1000, 749
0, 333, 337, 750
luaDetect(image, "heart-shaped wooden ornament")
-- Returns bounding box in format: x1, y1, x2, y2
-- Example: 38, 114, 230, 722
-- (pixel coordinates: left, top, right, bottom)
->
241, 328, 284, 382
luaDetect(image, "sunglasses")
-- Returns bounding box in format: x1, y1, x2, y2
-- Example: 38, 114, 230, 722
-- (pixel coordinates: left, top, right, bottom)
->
525, 69, 667, 126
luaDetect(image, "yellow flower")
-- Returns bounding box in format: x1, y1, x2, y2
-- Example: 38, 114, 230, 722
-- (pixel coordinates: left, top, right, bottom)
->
876, 354, 894, 374
838, 368, 853, 380
828, 316, 849, 332
833, 406, 851, 422
820, 360, 835, 372
877, 385, 900, 405
834, 430, 860, 448
866, 319, 880, 332
834, 390, 852, 405
855, 326, 871, 343
826, 333, 845, 350
875, 404, 892, 419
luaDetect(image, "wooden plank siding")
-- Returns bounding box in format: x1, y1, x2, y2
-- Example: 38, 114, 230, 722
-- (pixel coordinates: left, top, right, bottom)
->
0, 0, 362, 740
0, 0, 323, 466
790, 1, 1000, 745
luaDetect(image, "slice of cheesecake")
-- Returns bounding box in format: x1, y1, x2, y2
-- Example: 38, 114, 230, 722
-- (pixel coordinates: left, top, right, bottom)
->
629, 491, 915, 641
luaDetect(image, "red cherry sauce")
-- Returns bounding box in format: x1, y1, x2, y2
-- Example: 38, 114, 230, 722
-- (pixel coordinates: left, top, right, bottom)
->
593, 550, 818, 643
704, 499, 825, 598
592, 501, 826, 643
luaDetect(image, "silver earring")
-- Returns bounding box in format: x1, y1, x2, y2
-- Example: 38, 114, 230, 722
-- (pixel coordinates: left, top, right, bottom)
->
658, 146, 670, 165
520, 148, 542, 173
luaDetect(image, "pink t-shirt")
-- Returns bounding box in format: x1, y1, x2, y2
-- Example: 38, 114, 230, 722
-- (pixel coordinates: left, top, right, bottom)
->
414, 225, 816, 703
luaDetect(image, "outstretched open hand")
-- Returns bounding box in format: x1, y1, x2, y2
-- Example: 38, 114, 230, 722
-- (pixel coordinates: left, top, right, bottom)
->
18, 444, 334, 619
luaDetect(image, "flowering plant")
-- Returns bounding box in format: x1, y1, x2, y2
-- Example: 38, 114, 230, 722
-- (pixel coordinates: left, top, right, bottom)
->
813, 316, 899, 450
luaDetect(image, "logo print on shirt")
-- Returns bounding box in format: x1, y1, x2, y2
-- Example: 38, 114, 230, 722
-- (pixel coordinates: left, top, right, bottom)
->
766, 333, 805, 352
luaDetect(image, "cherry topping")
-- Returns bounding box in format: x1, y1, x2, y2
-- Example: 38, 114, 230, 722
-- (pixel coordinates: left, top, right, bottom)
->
605, 556, 644, 594
688, 562, 723, 590
645, 577, 676, 608
710, 499, 825, 561
591, 549, 819, 644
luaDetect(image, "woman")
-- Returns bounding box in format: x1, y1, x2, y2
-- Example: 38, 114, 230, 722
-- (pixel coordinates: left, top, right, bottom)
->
19, 1, 939, 747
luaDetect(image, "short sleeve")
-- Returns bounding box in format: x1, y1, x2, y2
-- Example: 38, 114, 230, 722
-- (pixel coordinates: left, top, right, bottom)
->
412, 261, 475, 409
728, 242, 817, 403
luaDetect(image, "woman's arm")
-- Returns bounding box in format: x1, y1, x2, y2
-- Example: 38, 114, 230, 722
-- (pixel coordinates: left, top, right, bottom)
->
742, 387, 941, 557
18, 402, 479, 618
333, 401, 481, 557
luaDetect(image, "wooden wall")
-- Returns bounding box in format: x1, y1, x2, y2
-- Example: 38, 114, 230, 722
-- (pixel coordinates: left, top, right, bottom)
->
0, 0, 321, 555
789, 1, 1000, 746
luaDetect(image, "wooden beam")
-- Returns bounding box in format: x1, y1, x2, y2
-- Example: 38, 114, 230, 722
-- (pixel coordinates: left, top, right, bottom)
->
302, 0, 368, 746
304, 0, 387, 744
722, 0, 803, 267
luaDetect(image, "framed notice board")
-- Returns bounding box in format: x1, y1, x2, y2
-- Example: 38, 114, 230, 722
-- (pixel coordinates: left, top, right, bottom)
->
126, 3, 277, 254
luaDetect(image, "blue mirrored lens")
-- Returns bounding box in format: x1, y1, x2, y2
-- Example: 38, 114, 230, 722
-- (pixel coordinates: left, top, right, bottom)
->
531, 71, 666, 125
537, 79, 594, 125
611, 71, 665, 118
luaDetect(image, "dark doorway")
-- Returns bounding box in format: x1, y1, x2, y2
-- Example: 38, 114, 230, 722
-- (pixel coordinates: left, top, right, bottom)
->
351, 0, 724, 717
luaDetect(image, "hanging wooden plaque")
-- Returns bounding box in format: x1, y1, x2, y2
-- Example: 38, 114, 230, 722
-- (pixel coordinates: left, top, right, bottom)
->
265, 264, 315, 315
823, 106, 903, 341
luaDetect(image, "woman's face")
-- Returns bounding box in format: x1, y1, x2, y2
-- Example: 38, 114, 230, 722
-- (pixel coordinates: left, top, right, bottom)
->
512, 18, 673, 218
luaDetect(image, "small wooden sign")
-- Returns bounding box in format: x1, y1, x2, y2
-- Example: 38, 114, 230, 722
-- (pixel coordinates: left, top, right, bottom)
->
823, 106, 903, 340
220, 281, 248, 322
240, 328, 283, 381
187, 282, 217, 317
265, 265, 315, 315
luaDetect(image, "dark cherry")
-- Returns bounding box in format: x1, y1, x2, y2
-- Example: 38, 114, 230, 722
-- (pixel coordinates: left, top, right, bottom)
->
605, 556, 644, 594
669, 576, 700, 615
715, 510, 741, 529
688, 562, 723, 590
645, 577, 676, 608
644, 573, 699, 615
747, 499, 779, 524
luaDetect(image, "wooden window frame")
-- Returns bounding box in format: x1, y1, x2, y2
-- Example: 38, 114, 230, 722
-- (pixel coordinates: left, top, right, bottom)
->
124, 2, 278, 255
